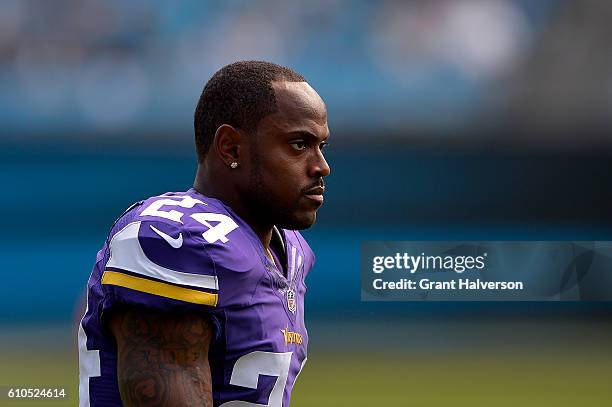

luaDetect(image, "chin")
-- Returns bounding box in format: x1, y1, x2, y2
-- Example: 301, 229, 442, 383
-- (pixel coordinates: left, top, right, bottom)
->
279, 211, 317, 231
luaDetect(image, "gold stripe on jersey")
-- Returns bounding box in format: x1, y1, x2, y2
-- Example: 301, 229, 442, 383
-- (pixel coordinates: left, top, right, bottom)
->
102, 271, 218, 306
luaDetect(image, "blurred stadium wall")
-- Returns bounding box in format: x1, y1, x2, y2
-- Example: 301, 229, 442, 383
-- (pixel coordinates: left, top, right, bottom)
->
2, 1, 612, 405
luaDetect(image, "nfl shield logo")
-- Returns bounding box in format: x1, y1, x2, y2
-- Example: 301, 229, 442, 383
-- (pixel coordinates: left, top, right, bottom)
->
286, 289, 296, 313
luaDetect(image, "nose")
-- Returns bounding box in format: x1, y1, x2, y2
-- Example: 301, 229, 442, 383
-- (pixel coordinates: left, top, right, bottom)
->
308, 147, 331, 178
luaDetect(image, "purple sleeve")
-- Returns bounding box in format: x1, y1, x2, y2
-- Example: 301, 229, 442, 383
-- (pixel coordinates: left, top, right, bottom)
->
99, 218, 221, 322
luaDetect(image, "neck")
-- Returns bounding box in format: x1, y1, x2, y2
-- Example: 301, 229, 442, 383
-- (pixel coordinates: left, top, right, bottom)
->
193, 164, 273, 249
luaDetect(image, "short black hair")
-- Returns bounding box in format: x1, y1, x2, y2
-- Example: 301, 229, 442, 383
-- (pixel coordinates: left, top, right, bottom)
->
194, 60, 306, 162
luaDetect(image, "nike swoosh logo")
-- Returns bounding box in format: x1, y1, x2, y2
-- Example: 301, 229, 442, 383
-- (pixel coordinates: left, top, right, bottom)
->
150, 225, 183, 248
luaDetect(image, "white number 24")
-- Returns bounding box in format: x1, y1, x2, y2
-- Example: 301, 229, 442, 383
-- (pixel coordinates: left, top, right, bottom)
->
140, 195, 238, 243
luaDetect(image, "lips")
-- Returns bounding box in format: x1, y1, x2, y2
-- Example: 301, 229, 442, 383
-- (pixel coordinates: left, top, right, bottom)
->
304, 186, 324, 195
303, 186, 325, 203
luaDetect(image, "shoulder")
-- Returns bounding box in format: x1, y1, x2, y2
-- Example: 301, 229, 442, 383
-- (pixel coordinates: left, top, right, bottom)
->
100, 190, 261, 309
106, 190, 258, 281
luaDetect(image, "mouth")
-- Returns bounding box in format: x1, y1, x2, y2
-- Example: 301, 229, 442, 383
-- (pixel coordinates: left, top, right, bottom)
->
303, 186, 325, 204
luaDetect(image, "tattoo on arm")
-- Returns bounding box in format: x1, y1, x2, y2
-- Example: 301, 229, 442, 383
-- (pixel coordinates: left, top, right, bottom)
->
110, 308, 214, 407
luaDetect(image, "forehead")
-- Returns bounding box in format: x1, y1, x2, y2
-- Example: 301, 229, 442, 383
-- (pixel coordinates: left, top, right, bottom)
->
257, 81, 328, 137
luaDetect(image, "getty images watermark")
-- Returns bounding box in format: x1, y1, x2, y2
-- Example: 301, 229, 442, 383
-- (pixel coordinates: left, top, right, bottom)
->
361, 241, 612, 301
371, 251, 524, 291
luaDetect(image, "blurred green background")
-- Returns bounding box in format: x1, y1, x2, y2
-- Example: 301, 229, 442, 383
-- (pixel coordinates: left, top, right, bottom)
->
2, 0, 612, 405
3, 317, 612, 406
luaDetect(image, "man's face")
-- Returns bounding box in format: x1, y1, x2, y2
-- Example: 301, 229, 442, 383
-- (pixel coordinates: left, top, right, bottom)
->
245, 81, 331, 230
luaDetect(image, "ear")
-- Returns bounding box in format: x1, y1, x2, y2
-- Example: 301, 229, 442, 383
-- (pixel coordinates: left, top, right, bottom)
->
212, 124, 243, 167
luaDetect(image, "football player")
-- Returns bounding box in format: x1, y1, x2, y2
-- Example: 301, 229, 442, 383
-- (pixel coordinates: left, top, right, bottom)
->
78, 61, 330, 406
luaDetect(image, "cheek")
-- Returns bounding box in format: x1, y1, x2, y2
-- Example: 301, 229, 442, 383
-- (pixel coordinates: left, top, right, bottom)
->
259, 156, 304, 192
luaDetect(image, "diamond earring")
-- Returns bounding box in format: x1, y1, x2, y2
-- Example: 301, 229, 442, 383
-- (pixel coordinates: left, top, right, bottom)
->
230, 162, 239, 169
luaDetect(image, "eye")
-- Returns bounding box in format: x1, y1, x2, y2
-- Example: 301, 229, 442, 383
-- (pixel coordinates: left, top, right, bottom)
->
320, 141, 329, 150
290, 141, 307, 151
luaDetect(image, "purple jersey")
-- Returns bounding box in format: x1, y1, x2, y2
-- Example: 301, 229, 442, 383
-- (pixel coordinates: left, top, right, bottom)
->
78, 189, 314, 406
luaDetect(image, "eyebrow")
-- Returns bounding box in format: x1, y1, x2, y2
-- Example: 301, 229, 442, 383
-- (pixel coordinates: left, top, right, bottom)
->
285, 130, 329, 141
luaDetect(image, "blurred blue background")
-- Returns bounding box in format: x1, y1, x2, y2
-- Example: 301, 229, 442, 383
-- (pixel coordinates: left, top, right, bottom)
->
4, 0, 607, 144
2, 1, 612, 405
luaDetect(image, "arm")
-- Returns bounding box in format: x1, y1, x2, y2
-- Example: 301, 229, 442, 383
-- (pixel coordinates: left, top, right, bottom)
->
109, 307, 214, 407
